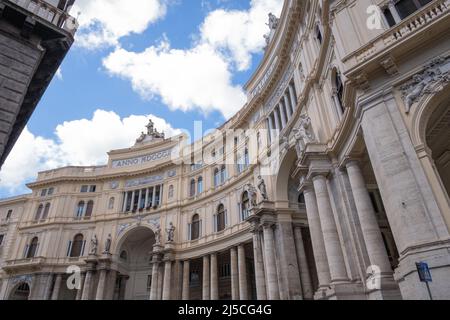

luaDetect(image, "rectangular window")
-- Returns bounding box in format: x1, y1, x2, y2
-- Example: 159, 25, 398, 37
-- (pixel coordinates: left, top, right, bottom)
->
383, 8, 396, 27
40, 189, 47, 197
47, 187, 54, 196
89, 185, 97, 193
6, 210, 12, 220
80, 185, 89, 193
395, 0, 419, 19
0, 234, 4, 246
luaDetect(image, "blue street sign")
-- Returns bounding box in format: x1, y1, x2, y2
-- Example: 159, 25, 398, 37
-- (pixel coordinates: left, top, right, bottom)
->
416, 262, 432, 283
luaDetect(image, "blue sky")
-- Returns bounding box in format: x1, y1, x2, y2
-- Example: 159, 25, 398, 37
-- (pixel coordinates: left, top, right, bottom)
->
0, 0, 283, 198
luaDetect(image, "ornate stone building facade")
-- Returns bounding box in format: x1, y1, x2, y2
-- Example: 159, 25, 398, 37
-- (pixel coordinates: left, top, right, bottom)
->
1, 0, 450, 300
0, 0, 77, 169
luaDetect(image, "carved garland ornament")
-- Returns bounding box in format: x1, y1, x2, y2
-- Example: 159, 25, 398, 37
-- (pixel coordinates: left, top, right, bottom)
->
400, 56, 450, 113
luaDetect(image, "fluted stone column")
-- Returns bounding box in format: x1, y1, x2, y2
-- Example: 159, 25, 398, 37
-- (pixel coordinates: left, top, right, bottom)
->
182, 260, 190, 300
346, 161, 393, 274
230, 247, 239, 300
293, 225, 314, 299
274, 107, 282, 132
279, 103, 287, 127
238, 244, 248, 300
303, 187, 331, 289
312, 175, 349, 283
162, 260, 172, 300
76, 273, 85, 300
262, 223, 280, 300
202, 256, 210, 300
252, 230, 267, 300
150, 259, 160, 300
107, 271, 117, 300
210, 253, 219, 300
81, 270, 94, 300
51, 274, 62, 300
157, 264, 164, 299
96, 269, 107, 300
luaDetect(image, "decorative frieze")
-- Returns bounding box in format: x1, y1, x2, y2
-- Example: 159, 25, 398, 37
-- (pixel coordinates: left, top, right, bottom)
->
400, 56, 450, 113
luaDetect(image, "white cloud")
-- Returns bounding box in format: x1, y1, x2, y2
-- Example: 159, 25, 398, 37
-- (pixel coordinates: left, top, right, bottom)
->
71, 0, 167, 48
201, 0, 284, 70
103, 40, 246, 119
0, 110, 181, 193
102, 0, 283, 119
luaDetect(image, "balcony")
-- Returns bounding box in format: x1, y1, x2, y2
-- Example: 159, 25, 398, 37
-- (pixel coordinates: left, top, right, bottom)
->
4, 256, 47, 271
343, 0, 450, 73
8, 0, 78, 35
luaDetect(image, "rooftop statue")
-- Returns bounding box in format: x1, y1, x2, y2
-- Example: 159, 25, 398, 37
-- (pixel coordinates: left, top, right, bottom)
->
135, 119, 165, 144
267, 13, 279, 30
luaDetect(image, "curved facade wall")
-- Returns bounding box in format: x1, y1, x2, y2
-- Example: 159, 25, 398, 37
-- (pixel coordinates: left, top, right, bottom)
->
1, 0, 450, 300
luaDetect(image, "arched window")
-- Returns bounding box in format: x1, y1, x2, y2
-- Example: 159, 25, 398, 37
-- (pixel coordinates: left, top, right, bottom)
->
85, 201, 94, 218
220, 165, 227, 184
108, 197, 115, 210
26, 237, 39, 258
190, 179, 196, 197
190, 214, 200, 240
334, 70, 344, 113
76, 201, 85, 219
42, 203, 50, 220
315, 24, 322, 44
197, 177, 203, 194
70, 234, 84, 257
241, 191, 250, 220
216, 204, 226, 232
35, 205, 43, 221
168, 185, 174, 199
244, 148, 250, 168
214, 168, 220, 187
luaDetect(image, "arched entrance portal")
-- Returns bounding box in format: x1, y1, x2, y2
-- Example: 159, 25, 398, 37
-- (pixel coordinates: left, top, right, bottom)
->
425, 100, 450, 200
114, 227, 156, 300
9, 282, 30, 300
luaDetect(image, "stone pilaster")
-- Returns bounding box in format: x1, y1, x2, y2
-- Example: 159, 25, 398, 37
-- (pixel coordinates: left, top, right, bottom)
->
251, 226, 267, 300
202, 255, 210, 300
230, 247, 239, 300
301, 185, 331, 294
238, 244, 248, 300
346, 160, 401, 299
262, 221, 280, 300
51, 274, 62, 300
293, 224, 314, 300
312, 174, 349, 283
81, 255, 98, 300
150, 244, 163, 300
162, 260, 172, 300
210, 253, 219, 300
76, 273, 85, 300
182, 260, 190, 300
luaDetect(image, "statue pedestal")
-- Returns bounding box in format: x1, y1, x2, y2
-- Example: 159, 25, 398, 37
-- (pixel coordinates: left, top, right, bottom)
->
164, 242, 175, 251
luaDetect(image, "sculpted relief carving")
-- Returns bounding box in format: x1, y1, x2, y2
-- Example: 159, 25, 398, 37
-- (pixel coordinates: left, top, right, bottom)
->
293, 114, 316, 158
400, 56, 450, 113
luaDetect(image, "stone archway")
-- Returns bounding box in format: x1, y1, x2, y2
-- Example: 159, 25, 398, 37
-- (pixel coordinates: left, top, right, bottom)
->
425, 99, 450, 200
274, 148, 298, 205
9, 282, 31, 300
113, 226, 156, 300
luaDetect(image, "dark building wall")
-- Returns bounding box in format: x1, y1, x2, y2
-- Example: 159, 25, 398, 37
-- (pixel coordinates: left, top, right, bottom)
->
0, 0, 75, 169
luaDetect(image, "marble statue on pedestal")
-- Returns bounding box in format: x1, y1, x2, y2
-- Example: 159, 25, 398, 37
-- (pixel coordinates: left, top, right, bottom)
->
257, 176, 268, 201
166, 222, 175, 243
89, 234, 98, 255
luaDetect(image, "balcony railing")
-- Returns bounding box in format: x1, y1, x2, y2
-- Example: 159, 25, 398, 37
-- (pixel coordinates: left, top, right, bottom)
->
344, 0, 449, 69
9, 0, 78, 35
